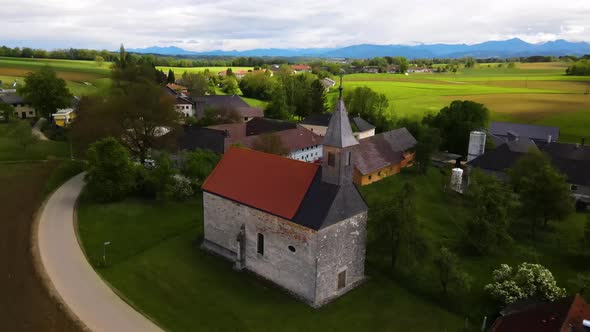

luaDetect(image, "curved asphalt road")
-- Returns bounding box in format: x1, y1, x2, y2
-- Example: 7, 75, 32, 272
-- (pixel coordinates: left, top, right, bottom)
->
36, 173, 164, 332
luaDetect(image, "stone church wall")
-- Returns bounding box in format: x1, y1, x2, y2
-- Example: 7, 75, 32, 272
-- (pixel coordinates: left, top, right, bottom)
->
314, 211, 368, 306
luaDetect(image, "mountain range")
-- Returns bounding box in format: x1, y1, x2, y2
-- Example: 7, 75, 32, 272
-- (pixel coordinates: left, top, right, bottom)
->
127, 39, 590, 59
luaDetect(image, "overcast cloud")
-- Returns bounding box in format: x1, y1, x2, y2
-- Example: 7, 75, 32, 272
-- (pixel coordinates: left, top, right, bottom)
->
1, 0, 589, 50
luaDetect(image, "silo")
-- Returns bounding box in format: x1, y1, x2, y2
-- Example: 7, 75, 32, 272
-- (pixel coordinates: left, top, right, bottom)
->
467, 131, 486, 162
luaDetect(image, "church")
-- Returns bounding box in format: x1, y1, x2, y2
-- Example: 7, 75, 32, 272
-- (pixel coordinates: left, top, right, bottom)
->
201, 84, 369, 307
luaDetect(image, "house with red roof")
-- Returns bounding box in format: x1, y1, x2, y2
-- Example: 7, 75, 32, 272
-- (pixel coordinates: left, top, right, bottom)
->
201, 85, 368, 307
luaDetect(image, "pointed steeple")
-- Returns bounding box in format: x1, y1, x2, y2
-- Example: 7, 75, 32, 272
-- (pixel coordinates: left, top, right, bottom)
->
322, 75, 358, 149
321, 75, 358, 186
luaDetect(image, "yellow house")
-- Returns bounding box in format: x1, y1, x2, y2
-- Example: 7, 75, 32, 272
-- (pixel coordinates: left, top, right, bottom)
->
353, 128, 417, 186
52, 108, 77, 127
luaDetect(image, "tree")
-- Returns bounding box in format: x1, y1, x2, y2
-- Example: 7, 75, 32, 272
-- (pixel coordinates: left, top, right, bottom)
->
509, 150, 573, 239
18, 66, 73, 119
569, 273, 590, 299
252, 133, 289, 156
167, 69, 176, 84
239, 71, 274, 100
343, 87, 392, 131
95, 55, 105, 67
485, 263, 566, 306
85, 137, 135, 202
414, 126, 440, 174
182, 149, 221, 185
115, 82, 181, 163
265, 82, 291, 120
372, 183, 427, 270
151, 152, 176, 201
434, 247, 471, 297
310, 79, 328, 114
180, 71, 214, 97
422, 100, 489, 155
465, 170, 514, 254
221, 76, 240, 95
0, 102, 14, 122
582, 215, 590, 253
11, 121, 37, 149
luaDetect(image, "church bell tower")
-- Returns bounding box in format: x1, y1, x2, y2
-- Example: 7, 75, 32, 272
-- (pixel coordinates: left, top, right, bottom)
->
321, 76, 359, 186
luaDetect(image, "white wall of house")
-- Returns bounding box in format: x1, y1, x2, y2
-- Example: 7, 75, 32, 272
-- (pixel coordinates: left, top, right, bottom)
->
175, 104, 194, 117
356, 129, 375, 140
12, 104, 36, 119
290, 145, 323, 163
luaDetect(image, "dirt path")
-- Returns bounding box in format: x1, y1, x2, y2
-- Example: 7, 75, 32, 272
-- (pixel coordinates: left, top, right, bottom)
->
32, 118, 49, 141
0, 162, 81, 332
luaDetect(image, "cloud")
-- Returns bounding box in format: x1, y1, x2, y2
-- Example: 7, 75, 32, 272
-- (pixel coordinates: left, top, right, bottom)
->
0, 0, 589, 51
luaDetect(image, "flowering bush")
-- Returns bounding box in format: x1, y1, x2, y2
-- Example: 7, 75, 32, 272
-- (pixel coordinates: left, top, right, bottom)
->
485, 263, 566, 306
172, 174, 194, 200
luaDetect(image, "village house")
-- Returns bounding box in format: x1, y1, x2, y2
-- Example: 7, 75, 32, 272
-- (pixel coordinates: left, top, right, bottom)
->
291, 64, 311, 73
490, 294, 590, 332
300, 113, 376, 139
0, 93, 36, 119
353, 128, 417, 186
163, 84, 195, 117
195, 95, 263, 122
207, 118, 323, 162
201, 91, 368, 307
321, 78, 336, 91
468, 131, 590, 209
489, 121, 560, 145
52, 108, 76, 127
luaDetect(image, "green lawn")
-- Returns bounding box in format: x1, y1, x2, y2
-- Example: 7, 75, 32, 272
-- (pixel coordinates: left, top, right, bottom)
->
0, 122, 69, 161
157, 66, 253, 76
78, 193, 464, 332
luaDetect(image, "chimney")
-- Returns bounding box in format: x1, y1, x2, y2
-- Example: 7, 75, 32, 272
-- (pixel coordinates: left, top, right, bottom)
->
547, 135, 552, 143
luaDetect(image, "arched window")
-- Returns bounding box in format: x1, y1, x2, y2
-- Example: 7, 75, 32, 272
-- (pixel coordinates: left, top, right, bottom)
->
257, 233, 264, 255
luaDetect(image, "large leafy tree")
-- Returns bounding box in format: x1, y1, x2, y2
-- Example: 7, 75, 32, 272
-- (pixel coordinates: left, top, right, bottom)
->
465, 170, 514, 254
310, 79, 328, 115
18, 66, 73, 119
69, 96, 123, 155
85, 137, 135, 202
221, 76, 240, 95
509, 150, 573, 239
179, 72, 215, 97
115, 82, 181, 163
414, 126, 441, 175
485, 263, 566, 306
181, 149, 221, 185
239, 71, 274, 100
167, 69, 176, 84
343, 86, 392, 131
422, 100, 489, 155
265, 82, 291, 120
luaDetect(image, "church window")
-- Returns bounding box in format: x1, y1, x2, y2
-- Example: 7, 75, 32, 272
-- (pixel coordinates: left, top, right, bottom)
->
328, 152, 335, 166
345, 151, 352, 166
337, 270, 346, 290
257, 233, 264, 255
288, 245, 296, 253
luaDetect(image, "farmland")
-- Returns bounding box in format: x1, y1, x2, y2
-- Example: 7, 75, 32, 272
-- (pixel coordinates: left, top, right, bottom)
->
344, 63, 590, 143
0, 57, 588, 142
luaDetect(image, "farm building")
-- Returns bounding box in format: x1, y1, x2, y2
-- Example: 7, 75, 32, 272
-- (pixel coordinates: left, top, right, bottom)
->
52, 108, 76, 127
208, 118, 323, 163
353, 128, 417, 186
195, 95, 263, 122
163, 84, 195, 117
201, 93, 368, 307
489, 121, 560, 145
300, 113, 376, 139
468, 135, 590, 208
0, 93, 36, 119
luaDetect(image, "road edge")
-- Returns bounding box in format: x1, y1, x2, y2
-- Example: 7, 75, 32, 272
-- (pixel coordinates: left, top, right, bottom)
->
30, 172, 91, 332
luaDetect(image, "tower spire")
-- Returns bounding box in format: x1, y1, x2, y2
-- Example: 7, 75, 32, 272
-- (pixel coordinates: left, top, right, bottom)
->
338, 73, 343, 100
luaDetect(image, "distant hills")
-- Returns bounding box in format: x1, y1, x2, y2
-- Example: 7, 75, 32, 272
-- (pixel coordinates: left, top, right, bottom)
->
127, 38, 590, 59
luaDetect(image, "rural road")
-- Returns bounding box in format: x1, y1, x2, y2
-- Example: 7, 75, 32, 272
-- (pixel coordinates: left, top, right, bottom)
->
36, 173, 164, 332
32, 118, 49, 141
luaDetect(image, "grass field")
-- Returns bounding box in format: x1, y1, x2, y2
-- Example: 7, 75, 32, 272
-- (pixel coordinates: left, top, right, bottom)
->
77, 167, 589, 332
344, 64, 590, 143
156, 66, 253, 76
78, 193, 464, 332
0, 122, 69, 161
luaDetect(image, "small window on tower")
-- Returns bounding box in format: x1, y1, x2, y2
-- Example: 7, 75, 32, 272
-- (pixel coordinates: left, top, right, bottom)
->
257, 233, 264, 255
328, 152, 335, 166
345, 151, 352, 166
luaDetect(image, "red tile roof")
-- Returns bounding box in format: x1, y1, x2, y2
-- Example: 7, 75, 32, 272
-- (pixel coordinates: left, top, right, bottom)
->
292, 64, 311, 71
491, 295, 590, 332
202, 147, 319, 219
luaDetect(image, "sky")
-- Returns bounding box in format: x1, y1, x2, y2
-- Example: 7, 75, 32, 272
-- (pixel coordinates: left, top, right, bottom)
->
1, 0, 589, 51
